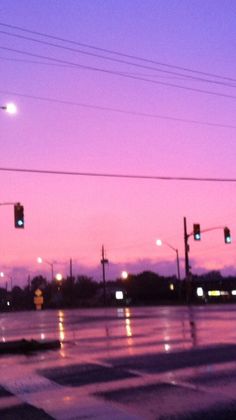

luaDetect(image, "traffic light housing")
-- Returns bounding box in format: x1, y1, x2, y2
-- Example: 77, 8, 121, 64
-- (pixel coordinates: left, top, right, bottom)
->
193, 224, 201, 240
224, 227, 231, 244
14, 203, 24, 228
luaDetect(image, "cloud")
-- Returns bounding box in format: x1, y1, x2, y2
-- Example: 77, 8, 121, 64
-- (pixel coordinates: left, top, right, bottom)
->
3, 256, 236, 288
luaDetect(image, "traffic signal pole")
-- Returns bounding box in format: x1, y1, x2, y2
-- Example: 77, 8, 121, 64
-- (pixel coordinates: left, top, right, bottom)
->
184, 217, 191, 302
184, 217, 190, 278
101, 245, 108, 306
183, 218, 231, 303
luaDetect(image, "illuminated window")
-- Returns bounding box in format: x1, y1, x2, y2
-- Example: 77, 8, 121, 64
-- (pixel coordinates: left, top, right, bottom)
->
196, 287, 204, 297
208, 290, 220, 297
116, 291, 124, 300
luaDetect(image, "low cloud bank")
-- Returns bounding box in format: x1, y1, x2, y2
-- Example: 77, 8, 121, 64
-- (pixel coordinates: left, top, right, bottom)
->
4, 257, 236, 288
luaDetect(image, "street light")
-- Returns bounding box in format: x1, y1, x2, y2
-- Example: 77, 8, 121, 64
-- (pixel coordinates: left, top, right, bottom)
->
156, 239, 180, 281
0, 272, 12, 291
0, 271, 5, 290
121, 270, 129, 280
37, 257, 54, 282
55, 273, 63, 282
1, 103, 17, 114
55, 273, 63, 293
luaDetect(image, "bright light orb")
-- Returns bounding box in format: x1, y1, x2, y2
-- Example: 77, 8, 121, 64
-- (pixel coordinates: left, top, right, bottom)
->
196, 287, 204, 297
0, 272, 4, 278
121, 270, 128, 280
55, 273, 63, 282
37, 257, 43, 264
115, 291, 124, 300
156, 239, 162, 247
5, 103, 17, 114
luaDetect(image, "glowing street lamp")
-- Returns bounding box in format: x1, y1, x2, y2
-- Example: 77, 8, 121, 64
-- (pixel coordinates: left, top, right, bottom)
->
0, 272, 10, 291
55, 273, 63, 282
55, 273, 63, 292
0, 271, 5, 290
37, 257, 54, 282
156, 239, 180, 280
121, 270, 129, 280
156, 239, 163, 247
1, 103, 17, 114
1, 272, 13, 291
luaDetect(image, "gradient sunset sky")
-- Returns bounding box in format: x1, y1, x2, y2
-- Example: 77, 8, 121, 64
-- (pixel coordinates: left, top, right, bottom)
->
1, 1, 236, 284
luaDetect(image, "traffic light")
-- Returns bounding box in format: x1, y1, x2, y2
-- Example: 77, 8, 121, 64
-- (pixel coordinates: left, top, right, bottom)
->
224, 227, 231, 244
193, 224, 201, 240
14, 203, 24, 228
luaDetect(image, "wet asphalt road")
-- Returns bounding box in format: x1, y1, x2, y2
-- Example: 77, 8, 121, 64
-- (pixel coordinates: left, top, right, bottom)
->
0, 304, 236, 418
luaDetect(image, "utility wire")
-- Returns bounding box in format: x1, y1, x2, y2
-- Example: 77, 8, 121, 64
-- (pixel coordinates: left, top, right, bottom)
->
1, 30, 236, 89
1, 21, 235, 83
0, 167, 236, 183
0, 55, 193, 80
1, 46, 236, 101
1, 88, 235, 130
0, 55, 77, 68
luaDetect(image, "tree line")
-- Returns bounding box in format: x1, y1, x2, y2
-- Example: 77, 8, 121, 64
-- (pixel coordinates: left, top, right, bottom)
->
0, 270, 236, 311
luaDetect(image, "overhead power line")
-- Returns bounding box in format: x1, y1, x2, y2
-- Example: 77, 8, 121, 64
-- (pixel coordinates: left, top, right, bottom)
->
1, 29, 236, 89
1, 45, 236, 101
0, 55, 196, 80
0, 167, 236, 183
1, 55, 202, 83
0, 21, 235, 83
0, 55, 77, 68
1, 89, 235, 130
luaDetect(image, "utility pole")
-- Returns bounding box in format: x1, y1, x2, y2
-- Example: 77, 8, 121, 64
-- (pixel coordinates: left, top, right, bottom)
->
69, 258, 73, 280
28, 274, 31, 290
51, 264, 54, 283
101, 245, 108, 306
184, 217, 190, 278
184, 217, 191, 302
176, 249, 180, 281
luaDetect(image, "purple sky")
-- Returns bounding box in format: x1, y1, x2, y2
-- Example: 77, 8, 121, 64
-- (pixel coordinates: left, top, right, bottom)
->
1, 1, 236, 285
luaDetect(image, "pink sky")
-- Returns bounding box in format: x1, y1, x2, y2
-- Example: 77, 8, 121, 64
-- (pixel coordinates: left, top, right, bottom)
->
1, 1, 236, 285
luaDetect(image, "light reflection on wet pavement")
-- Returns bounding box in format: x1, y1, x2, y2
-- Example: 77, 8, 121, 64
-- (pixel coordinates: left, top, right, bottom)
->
0, 305, 236, 418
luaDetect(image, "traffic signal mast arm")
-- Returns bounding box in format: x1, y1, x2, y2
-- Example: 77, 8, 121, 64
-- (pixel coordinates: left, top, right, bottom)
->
0, 202, 21, 206
188, 225, 229, 238
0, 202, 24, 229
